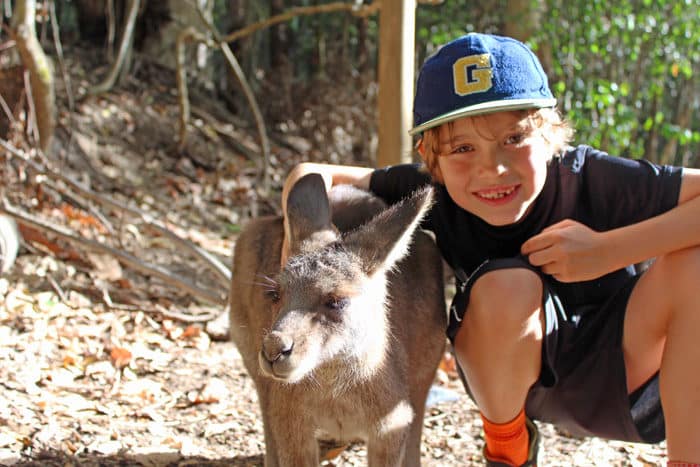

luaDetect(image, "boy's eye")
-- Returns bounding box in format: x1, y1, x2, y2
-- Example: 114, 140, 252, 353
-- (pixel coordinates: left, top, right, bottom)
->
449, 144, 473, 154
504, 133, 526, 145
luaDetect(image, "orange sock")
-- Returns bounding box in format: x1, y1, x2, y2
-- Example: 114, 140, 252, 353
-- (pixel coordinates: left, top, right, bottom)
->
482, 408, 529, 466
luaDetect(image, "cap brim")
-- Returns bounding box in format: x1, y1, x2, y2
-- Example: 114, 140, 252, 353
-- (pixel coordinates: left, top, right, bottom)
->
409, 98, 557, 136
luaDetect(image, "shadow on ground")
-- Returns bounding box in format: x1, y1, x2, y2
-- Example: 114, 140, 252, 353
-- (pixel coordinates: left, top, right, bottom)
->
3, 449, 263, 467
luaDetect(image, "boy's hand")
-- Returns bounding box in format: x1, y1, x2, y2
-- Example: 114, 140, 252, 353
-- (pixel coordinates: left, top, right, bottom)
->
521, 219, 613, 282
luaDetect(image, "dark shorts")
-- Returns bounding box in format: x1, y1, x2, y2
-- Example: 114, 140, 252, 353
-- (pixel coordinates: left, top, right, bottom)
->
446, 257, 665, 444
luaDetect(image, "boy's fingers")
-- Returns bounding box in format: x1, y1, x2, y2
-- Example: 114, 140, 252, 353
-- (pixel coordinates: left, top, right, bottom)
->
521, 231, 553, 255
523, 220, 575, 254
526, 248, 554, 267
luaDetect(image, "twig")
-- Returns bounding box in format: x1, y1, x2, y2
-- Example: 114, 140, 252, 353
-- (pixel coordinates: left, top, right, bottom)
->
0, 198, 227, 306
218, 42, 271, 195
48, 0, 74, 112
175, 27, 214, 150
190, 105, 260, 161
46, 273, 68, 303
0, 91, 15, 125
23, 69, 39, 147
66, 284, 217, 322
154, 304, 219, 323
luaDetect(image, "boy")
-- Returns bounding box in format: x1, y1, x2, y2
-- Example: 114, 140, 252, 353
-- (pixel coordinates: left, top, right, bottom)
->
281, 33, 700, 466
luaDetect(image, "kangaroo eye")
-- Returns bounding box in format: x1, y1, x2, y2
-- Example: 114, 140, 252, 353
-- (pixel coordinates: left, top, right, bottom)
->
324, 296, 348, 311
265, 288, 280, 303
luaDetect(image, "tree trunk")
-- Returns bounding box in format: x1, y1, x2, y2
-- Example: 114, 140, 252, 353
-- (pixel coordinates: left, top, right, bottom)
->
376, 0, 415, 167
11, 0, 55, 152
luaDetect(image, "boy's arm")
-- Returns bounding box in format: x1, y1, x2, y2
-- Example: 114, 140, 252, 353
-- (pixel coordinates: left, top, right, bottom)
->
281, 162, 374, 266
677, 167, 700, 203
522, 168, 700, 282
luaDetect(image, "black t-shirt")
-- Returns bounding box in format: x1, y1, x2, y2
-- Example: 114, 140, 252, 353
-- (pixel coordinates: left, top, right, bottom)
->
369, 145, 683, 309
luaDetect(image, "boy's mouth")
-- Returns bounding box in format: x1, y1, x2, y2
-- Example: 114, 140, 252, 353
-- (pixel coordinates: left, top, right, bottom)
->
473, 185, 519, 203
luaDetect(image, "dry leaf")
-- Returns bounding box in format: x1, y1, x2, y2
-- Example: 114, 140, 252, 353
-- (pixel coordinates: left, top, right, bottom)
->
60, 203, 106, 233
110, 347, 132, 369
438, 351, 458, 377
181, 325, 200, 339
87, 253, 123, 281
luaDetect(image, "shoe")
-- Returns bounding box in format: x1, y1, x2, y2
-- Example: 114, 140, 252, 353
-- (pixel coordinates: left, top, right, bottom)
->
484, 418, 540, 466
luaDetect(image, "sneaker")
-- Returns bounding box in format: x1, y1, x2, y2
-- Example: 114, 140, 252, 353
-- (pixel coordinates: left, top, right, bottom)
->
484, 418, 540, 467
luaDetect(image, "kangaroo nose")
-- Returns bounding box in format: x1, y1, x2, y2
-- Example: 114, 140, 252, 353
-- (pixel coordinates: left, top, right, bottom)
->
261, 331, 294, 363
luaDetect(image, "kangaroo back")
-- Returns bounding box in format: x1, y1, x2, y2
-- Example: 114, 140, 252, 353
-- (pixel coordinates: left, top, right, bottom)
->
230, 174, 446, 466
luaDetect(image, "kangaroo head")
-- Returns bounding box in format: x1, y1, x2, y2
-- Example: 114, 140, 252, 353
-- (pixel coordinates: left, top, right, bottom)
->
259, 174, 434, 384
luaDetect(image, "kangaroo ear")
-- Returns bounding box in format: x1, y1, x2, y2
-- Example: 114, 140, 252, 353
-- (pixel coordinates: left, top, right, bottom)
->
286, 173, 339, 256
343, 186, 434, 275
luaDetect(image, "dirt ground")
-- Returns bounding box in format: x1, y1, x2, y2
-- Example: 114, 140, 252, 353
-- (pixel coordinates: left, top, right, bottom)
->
0, 44, 669, 466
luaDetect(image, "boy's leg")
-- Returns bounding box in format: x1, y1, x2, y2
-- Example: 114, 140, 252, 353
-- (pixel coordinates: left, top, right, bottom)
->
453, 267, 544, 423
623, 247, 700, 460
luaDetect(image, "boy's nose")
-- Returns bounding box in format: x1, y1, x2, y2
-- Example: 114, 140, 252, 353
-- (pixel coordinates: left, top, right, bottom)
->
480, 149, 508, 175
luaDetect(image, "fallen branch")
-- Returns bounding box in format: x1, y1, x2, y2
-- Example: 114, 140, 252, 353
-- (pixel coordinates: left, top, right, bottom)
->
0, 198, 226, 306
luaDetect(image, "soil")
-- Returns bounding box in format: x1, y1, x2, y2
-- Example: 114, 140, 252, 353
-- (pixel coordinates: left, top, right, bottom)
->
0, 43, 668, 466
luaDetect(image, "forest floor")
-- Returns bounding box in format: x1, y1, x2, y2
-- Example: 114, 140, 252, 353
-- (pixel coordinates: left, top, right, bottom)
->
0, 43, 668, 466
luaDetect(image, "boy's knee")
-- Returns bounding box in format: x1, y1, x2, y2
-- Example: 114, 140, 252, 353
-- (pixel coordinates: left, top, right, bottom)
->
650, 246, 700, 296
468, 267, 543, 327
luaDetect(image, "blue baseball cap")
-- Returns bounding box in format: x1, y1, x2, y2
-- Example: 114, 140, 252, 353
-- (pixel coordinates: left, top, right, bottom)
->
410, 33, 556, 135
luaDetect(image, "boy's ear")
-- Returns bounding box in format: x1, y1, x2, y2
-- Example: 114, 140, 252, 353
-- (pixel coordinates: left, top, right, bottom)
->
415, 137, 445, 184
415, 138, 426, 157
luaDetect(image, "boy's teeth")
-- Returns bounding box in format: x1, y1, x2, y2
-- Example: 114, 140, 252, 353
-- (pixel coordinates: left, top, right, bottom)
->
479, 187, 515, 199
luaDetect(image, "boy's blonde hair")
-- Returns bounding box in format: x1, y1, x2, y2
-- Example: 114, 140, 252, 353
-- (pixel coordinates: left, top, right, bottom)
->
418, 108, 574, 184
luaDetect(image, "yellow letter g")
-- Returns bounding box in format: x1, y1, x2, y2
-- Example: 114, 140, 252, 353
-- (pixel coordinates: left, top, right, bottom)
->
453, 54, 492, 96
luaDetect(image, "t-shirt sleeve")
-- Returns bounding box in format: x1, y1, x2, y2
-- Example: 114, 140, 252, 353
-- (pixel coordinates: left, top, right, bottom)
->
574, 146, 682, 230
368, 163, 432, 204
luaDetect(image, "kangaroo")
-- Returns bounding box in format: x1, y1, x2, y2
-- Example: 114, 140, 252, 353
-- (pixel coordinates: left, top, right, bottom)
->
229, 173, 446, 466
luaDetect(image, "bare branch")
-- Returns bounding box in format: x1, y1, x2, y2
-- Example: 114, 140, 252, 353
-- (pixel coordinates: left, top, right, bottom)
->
222, 2, 381, 44
176, 27, 215, 150
218, 42, 271, 195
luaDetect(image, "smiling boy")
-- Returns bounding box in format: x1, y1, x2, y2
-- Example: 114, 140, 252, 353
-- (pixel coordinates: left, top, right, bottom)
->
281, 33, 700, 466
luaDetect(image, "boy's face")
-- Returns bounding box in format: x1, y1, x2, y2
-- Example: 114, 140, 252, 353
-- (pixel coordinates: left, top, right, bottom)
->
430, 112, 551, 226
